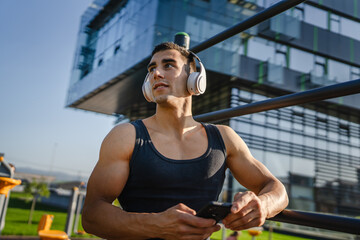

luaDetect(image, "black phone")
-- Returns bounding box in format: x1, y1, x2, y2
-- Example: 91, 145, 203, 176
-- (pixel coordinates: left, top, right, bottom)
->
196, 201, 232, 223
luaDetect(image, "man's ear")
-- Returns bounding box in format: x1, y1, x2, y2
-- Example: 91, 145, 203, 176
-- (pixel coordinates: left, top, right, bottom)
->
191, 60, 197, 73
184, 64, 191, 75
188, 59, 196, 74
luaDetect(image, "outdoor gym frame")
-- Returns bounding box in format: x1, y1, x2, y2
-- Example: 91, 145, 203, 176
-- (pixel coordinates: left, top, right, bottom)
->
190, 0, 360, 235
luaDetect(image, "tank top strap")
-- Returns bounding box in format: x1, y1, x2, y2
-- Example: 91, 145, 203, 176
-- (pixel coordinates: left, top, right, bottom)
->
131, 119, 150, 141
202, 123, 227, 158
129, 120, 151, 168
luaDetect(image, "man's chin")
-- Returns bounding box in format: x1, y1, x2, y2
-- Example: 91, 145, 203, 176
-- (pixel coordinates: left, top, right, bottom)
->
155, 94, 192, 104
155, 95, 180, 105
155, 96, 170, 104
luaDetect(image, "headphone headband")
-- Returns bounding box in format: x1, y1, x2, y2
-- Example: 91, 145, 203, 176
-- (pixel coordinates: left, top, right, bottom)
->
189, 51, 201, 63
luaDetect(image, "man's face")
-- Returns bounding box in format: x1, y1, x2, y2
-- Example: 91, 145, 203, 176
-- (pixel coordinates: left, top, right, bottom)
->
147, 49, 190, 103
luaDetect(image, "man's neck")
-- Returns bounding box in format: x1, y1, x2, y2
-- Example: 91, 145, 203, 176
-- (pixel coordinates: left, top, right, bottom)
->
148, 98, 200, 139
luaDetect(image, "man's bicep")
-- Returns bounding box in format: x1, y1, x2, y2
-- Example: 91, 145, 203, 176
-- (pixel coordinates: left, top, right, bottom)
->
218, 125, 276, 194
87, 160, 130, 203
86, 123, 135, 204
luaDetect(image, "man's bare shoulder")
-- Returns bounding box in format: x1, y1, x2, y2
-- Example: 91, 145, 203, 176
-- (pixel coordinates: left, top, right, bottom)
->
105, 122, 135, 141
100, 122, 136, 163
214, 124, 250, 157
214, 124, 238, 140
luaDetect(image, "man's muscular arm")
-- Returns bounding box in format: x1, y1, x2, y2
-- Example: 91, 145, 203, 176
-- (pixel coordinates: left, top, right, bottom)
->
217, 125, 288, 231
82, 123, 219, 240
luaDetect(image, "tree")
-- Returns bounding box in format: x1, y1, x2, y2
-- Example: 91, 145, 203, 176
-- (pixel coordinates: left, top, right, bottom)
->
24, 179, 50, 224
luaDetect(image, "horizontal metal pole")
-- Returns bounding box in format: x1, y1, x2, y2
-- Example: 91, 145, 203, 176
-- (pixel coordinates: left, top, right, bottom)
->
195, 79, 360, 122
190, 0, 306, 53
269, 209, 360, 235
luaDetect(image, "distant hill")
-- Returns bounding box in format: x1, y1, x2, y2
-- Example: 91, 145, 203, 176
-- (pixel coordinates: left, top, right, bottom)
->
15, 166, 89, 183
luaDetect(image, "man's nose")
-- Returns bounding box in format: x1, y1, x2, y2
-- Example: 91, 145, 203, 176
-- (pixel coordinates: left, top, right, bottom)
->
153, 68, 164, 80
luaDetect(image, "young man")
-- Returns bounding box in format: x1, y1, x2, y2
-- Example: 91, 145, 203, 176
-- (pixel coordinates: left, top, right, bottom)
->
82, 42, 288, 240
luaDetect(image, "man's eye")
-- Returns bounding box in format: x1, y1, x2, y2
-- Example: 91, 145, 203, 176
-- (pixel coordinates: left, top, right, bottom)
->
148, 67, 155, 72
165, 63, 173, 68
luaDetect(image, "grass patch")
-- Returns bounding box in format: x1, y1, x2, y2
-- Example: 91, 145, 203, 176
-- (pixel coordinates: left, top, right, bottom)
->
2, 192, 96, 238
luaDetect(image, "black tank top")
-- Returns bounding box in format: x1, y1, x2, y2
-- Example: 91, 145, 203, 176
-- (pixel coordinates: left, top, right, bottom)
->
118, 120, 227, 213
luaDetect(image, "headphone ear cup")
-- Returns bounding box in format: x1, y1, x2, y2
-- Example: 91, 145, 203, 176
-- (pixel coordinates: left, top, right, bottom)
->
187, 72, 199, 95
187, 52, 206, 96
187, 72, 206, 96
196, 72, 206, 94
142, 74, 154, 102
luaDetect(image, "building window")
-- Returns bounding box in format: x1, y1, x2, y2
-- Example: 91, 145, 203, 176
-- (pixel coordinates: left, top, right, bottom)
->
340, 17, 360, 40
339, 122, 350, 142
329, 12, 341, 33
274, 44, 288, 67
290, 4, 304, 21
248, 37, 275, 62
289, 47, 313, 73
350, 67, 360, 80
328, 60, 350, 83
114, 45, 121, 55
303, 4, 360, 40
313, 55, 327, 76
304, 4, 327, 29
98, 58, 103, 67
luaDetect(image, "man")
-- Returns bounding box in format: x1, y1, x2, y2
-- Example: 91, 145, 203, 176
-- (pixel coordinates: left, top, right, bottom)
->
82, 42, 288, 240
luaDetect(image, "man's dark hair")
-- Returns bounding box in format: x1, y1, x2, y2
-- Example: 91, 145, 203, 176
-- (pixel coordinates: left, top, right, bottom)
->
152, 42, 196, 73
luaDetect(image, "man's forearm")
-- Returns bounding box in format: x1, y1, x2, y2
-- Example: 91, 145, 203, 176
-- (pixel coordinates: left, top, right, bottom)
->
82, 200, 158, 240
258, 179, 289, 218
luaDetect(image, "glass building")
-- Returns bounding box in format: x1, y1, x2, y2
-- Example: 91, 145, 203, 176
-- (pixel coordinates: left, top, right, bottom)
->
67, 0, 360, 216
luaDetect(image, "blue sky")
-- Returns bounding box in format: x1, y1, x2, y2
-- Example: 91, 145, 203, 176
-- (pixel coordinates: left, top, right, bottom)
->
0, 0, 115, 180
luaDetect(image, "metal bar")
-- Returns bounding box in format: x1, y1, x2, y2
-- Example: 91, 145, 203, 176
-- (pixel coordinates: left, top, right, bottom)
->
65, 187, 79, 236
190, 0, 306, 53
195, 79, 360, 122
73, 192, 85, 234
0, 195, 5, 234
269, 209, 360, 235
0, 156, 13, 235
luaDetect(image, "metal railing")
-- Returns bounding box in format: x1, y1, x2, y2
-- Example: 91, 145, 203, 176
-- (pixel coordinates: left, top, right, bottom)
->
190, 0, 306, 53
270, 209, 360, 235
195, 78, 360, 122
190, 0, 360, 236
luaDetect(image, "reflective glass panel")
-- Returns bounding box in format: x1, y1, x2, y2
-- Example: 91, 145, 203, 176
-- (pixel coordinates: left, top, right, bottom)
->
328, 60, 350, 83
340, 17, 360, 40
304, 4, 327, 29
291, 157, 315, 177
289, 48, 313, 73
248, 37, 275, 62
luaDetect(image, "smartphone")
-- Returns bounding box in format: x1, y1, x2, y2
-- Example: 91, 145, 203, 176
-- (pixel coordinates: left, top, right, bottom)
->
196, 201, 232, 223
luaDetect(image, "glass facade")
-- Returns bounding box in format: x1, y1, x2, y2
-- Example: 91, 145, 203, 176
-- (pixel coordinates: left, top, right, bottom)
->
68, 0, 360, 216
67, 0, 158, 105
68, 0, 360, 104
229, 87, 360, 214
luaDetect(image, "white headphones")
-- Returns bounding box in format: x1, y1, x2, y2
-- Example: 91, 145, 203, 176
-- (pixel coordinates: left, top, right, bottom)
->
142, 51, 207, 102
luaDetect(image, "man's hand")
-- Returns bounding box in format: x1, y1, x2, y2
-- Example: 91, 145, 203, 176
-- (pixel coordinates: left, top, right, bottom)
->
156, 203, 221, 240
222, 192, 268, 231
